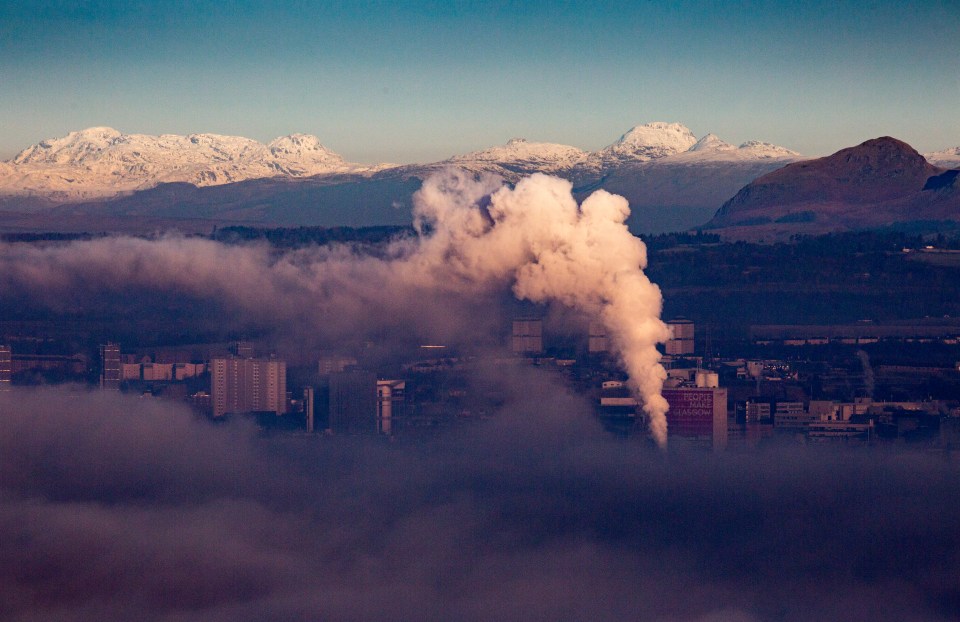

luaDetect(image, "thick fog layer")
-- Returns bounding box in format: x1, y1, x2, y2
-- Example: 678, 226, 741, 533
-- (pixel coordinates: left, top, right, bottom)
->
0, 171, 670, 441
1, 380, 958, 621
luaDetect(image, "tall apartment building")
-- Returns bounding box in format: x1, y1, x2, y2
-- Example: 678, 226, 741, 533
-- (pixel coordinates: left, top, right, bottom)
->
100, 342, 121, 390
511, 319, 543, 355
588, 321, 609, 353
210, 357, 287, 418
377, 379, 406, 435
328, 369, 377, 434
662, 386, 728, 450
665, 319, 695, 355
0, 344, 11, 391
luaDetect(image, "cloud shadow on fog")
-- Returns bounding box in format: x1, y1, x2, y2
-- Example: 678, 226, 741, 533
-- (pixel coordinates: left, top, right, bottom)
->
1, 372, 959, 622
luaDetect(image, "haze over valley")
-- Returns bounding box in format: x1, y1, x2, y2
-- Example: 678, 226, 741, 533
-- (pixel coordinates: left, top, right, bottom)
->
3, 2, 960, 620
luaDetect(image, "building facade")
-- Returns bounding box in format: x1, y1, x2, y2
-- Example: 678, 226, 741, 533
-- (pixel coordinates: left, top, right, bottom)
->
328, 369, 377, 434
100, 342, 121, 390
662, 386, 728, 449
511, 319, 543, 355
665, 319, 695, 355
377, 379, 406, 435
0, 345, 11, 391
211, 357, 287, 418
588, 321, 609, 353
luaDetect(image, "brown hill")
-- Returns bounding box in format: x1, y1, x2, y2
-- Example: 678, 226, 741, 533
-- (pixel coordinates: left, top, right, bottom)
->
708, 137, 958, 236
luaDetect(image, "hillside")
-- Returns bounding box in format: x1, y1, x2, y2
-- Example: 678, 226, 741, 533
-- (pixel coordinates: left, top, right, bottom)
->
707, 137, 959, 237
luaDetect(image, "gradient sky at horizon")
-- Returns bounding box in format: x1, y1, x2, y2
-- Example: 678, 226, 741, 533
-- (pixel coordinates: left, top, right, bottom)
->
1, 0, 958, 163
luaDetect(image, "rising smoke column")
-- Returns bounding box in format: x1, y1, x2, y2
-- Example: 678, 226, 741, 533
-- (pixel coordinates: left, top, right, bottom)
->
410, 171, 672, 445
0, 170, 672, 443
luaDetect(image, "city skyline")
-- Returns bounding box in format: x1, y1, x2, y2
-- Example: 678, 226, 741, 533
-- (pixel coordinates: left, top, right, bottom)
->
2, 1, 958, 163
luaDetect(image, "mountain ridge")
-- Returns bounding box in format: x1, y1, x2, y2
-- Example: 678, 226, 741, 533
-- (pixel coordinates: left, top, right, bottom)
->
0, 122, 801, 204
707, 137, 959, 236
5, 125, 957, 236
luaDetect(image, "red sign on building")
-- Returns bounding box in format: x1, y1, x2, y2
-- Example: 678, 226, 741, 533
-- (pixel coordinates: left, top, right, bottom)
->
663, 388, 716, 437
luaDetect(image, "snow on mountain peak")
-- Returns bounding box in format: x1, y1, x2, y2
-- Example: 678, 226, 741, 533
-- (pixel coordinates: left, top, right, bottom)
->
736, 140, 800, 157
648, 134, 802, 164
74, 126, 123, 139
268, 134, 329, 152
449, 138, 587, 174
2, 128, 367, 200
689, 133, 735, 152
595, 122, 698, 164
13, 126, 124, 166
0, 123, 811, 205
925, 146, 960, 167
268, 134, 346, 167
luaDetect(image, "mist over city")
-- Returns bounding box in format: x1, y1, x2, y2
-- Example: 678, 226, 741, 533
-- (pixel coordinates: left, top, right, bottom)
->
2, 1, 960, 621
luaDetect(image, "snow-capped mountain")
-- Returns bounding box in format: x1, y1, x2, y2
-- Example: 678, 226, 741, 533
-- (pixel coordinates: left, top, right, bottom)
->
0, 122, 808, 233
925, 147, 960, 168
582, 122, 698, 170
659, 135, 801, 164
0, 127, 374, 202
0, 123, 803, 203
438, 122, 800, 179
448, 138, 588, 176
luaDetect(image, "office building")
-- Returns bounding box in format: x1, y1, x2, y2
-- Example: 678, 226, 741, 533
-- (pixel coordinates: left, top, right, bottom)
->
328, 369, 377, 434
588, 321, 609, 353
377, 379, 406, 435
100, 342, 121, 390
303, 387, 315, 433
0, 345, 11, 391
665, 319, 695, 355
232, 341, 254, 358
744, 401, 772, 423
211, 357, 287, 418
512, 319, 543, 355
318, 355, 358, 376
774, 401, 817, 430
662, 386, 728, 449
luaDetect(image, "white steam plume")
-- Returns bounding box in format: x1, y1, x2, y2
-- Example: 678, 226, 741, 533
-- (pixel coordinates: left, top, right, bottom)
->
410, 172, 672, 444
0, 170, 672, 444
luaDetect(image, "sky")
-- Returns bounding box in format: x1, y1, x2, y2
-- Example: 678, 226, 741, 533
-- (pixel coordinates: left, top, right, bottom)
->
1, 0, 958, 163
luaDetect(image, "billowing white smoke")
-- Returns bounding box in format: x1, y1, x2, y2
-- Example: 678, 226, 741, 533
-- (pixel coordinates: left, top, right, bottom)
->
410, 172, 672, 444
0, 170, 672, 444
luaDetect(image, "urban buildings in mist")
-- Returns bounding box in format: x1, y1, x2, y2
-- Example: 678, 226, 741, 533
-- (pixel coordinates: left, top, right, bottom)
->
3, 309, 958, 452
211, 355, 287, 418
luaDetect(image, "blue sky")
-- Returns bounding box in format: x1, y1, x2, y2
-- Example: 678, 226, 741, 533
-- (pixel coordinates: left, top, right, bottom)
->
1, 0, 958, 163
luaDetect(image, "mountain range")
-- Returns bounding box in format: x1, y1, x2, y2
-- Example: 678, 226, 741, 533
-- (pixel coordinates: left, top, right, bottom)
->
0, 122, 805, 233
0, 123, 957, 235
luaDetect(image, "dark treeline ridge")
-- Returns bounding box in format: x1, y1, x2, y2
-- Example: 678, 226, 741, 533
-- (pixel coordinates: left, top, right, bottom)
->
7, 225, 960, 253
642, 229, 960, 253
0, 231, 103, 243
645, 230, 960, 329
0, 225, 418, 248
209, 225, 416, 248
